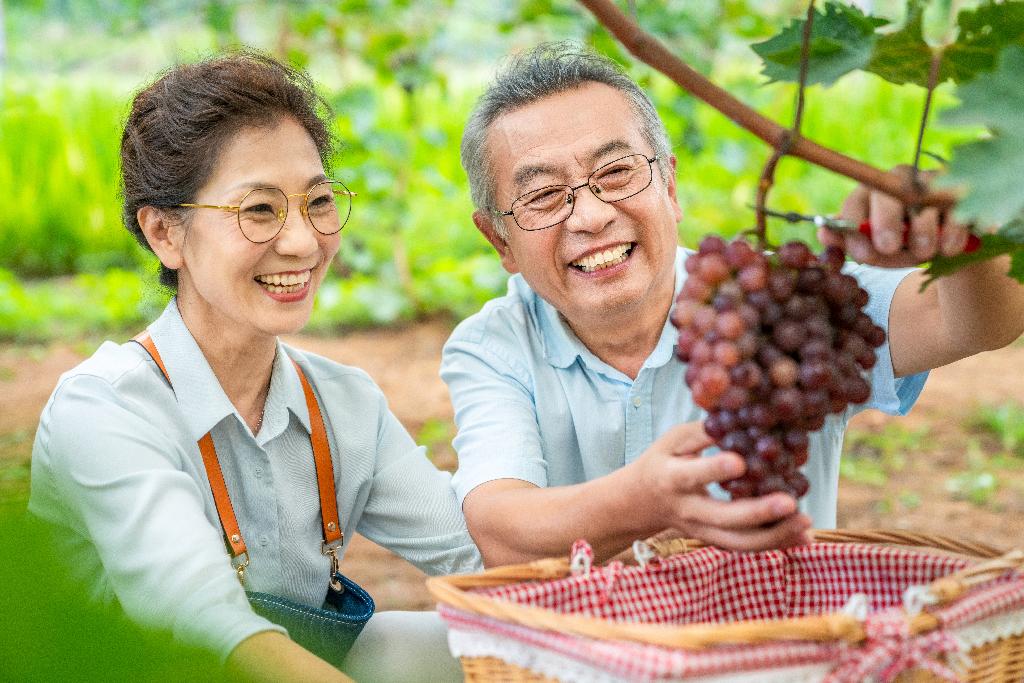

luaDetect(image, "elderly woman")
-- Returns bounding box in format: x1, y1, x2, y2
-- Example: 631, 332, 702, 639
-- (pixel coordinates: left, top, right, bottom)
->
29, 53, 477, 682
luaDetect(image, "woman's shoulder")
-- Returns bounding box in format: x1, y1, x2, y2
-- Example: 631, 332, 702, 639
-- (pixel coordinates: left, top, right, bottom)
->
280, 343, 384, 401
50, 340, 155, 401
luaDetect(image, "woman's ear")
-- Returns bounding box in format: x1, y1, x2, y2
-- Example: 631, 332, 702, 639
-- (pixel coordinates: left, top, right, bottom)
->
137, 206, 185, 271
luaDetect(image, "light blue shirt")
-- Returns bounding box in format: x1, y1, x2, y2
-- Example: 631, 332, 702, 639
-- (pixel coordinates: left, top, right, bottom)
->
30, 301, 480, 659
441, 247, 928, 529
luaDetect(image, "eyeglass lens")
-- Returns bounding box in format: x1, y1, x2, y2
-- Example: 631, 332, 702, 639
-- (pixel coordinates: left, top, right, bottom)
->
238, 181, 351, 243
511, 154, 654, 231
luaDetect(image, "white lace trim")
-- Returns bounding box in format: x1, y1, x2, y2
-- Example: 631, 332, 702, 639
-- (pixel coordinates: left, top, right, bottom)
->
953, 608, 1024, 652
447, 627, 832, 682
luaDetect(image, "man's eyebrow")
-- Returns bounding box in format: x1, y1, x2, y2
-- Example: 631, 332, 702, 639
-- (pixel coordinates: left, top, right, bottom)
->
589, 140, 633, 163
510, 140, 637, 192
512, 163, 558, 191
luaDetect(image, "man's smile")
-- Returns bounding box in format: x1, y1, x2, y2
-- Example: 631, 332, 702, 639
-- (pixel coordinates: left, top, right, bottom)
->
569, 242, 635, 273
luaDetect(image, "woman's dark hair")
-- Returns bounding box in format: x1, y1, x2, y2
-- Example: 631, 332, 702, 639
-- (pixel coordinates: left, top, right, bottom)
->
120, 51, 335, 290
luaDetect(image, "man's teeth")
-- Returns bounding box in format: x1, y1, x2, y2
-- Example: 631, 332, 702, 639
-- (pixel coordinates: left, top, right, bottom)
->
255, 271, 311, 293
571, 244, 633, 272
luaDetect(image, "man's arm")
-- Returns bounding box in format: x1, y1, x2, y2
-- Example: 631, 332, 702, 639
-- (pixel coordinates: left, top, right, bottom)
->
822, 169, 1024, 377
463, 423, 811, 567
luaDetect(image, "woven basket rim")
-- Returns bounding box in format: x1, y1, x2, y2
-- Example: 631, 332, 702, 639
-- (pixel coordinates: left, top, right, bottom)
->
427, 528, 1022, 650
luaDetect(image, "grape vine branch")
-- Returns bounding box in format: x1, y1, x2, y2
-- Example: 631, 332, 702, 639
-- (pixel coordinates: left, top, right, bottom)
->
576, 0, 957, 211
752, 0, 816, 248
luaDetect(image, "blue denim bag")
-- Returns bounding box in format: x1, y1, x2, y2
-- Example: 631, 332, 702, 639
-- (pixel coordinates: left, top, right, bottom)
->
248, 573, 375, 667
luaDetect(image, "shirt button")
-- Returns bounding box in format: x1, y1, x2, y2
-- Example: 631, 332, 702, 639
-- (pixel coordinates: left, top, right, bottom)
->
254, 466, 263, 477
259, 535, 270, 546
632, 396, 642, 408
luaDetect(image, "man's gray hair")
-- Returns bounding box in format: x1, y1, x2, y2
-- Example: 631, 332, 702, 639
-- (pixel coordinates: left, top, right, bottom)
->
461, 42, 673, 239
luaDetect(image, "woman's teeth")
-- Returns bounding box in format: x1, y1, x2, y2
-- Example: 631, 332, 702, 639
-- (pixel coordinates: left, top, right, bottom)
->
255, 271, 310, 293
571, 244, 633, 272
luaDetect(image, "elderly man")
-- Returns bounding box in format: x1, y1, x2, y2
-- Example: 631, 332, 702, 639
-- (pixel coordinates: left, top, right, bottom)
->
441, 43, 1024, 567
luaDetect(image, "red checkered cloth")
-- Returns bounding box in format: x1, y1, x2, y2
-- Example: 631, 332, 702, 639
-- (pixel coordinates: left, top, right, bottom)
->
439, 541, 1024, 681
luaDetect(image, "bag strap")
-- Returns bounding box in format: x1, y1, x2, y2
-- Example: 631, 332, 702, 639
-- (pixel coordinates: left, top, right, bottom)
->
132, 331, 344, 586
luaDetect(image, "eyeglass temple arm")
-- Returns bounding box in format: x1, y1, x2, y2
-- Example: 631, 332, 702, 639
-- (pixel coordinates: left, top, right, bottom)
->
178, 203, 240, 212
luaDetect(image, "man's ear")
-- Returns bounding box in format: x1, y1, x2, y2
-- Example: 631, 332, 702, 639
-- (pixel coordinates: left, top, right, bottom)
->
137, 206, 185, 272
665, 155, 683, 224
473, 209, 519, 274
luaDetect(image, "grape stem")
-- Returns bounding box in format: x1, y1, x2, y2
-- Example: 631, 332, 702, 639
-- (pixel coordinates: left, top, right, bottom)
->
755, 1, 815, 249
911, 51, 943, 197
576, 0, 957, 210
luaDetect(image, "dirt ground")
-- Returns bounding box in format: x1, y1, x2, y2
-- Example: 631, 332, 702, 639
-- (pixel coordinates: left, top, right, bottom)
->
1, 322, 1022, 611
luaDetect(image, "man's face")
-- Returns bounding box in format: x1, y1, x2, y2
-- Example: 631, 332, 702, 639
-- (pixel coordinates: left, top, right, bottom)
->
477, 82, 682, 331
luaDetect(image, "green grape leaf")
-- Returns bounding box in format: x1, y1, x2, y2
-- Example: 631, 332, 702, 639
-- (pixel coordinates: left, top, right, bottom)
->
921, 228, 1024, 288
1010, 251, 1024, 282
948, 1, 1024, 83
865, 0, 936, 86
751, 2, 888, 86
938, 46, 1024, 227
867, 0, 1024, 87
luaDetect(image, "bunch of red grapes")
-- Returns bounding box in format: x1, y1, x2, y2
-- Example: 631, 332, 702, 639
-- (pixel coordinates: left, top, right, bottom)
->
671, 235, 885, 499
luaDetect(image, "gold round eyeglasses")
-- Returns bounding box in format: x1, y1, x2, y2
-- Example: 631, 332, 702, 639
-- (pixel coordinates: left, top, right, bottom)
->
179, 180, 356, 244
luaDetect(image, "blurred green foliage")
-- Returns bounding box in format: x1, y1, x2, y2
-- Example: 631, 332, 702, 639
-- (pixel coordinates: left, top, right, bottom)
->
968, 401, 1024, 458
0, 510, 222, 680
839, 424, 929, 486
0, 1, 985, 340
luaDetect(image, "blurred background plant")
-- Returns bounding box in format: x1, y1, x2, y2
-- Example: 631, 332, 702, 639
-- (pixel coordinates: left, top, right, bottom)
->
0, 0, 980, 340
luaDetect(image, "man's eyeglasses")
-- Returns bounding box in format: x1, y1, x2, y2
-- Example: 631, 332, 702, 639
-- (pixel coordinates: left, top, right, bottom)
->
492, 154, 659, 232
178, 180, 356, 244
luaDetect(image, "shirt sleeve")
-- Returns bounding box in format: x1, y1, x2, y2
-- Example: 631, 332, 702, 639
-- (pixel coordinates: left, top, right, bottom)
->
440, 338, 548, 507
353, 388, 483, 576
846, 263, 929, 416
29, 374, 283, 661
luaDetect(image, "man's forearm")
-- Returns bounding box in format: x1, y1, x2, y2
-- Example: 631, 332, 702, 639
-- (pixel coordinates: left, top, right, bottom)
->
464, 468, 662, 567
938, 255, 1024, 354
893, 255, 1024, 377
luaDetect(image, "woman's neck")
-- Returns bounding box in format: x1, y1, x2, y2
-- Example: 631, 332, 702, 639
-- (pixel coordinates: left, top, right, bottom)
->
175, 297, 276, 432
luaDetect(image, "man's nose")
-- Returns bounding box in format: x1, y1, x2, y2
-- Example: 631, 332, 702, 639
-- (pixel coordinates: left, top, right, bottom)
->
563, 184, 615, 234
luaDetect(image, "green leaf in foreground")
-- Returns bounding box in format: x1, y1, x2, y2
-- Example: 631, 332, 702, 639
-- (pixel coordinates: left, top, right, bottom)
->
922, 221, 1024, 287
947, 1, 1024, 83
938, 46, 1024, 227
865, 0, 937, 87
866, 0, 1024, 87
751, 1, 887, 87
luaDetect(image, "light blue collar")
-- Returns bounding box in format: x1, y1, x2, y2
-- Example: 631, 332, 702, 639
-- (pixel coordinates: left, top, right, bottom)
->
145, 300, 311, 443
534, 247, 687, 377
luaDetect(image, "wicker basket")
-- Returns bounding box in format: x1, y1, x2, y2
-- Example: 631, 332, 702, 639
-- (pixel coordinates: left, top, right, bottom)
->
428, 530, 1024, 682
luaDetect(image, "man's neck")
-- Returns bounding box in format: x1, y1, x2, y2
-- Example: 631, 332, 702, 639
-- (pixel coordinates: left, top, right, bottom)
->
565, 287, 674, 381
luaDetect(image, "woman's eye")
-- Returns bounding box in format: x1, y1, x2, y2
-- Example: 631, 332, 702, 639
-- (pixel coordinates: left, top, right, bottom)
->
308, 195, 331, 209
244, 203, 276, 215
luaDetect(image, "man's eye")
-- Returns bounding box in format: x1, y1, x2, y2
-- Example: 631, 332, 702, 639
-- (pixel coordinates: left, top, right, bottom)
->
597, 165, 631, 180
523, 189, 564, 209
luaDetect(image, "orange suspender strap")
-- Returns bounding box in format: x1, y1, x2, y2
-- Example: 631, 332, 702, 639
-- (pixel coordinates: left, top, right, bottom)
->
292, 359, 343, 549
132, 331, 344, 585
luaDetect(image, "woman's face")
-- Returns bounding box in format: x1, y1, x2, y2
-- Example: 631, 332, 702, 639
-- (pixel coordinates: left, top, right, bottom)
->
174, 116, 340, 340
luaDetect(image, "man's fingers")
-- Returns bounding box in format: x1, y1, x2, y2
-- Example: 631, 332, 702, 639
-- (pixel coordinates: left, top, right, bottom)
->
940, 219, 970, 256
664, 451, 745, 492
697, 512, 813, 553
839, 183, 869, 224
869, 189, 906, 255
909, 207, 941, 261
656, 422, 715, 457
683, 492, 798, 529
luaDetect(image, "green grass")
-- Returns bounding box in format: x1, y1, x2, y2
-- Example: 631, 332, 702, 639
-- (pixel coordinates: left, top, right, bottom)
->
968, 401, 1024, 458
839, 424, 930, 486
